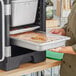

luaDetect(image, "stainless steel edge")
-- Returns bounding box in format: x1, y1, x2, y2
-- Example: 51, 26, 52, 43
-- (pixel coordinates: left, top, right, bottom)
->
5, 46, 11, 57
10, 26, 40, 35
5, 4, 11, 15
0, 0, 5, 62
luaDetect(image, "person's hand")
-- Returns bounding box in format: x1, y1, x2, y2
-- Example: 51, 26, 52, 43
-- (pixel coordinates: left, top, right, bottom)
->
50, 29, 66, 35
49, 46, 76, 55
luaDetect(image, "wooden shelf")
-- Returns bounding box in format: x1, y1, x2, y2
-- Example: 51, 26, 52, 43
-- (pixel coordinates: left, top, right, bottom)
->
0, 59, 61, 76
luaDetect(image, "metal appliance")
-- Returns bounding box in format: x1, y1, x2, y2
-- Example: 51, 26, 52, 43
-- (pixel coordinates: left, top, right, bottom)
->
0, 0, 46, 71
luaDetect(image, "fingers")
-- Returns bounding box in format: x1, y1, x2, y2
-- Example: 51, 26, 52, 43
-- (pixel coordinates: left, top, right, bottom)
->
58, 32, 63, 35
50, 29, 56, 34
50, 29, 65, 35
50, 29, 60, 34
49, 47, 62, 53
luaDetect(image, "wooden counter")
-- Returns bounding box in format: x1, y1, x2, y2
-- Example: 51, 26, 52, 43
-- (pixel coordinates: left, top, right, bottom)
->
0, 59, 61, 76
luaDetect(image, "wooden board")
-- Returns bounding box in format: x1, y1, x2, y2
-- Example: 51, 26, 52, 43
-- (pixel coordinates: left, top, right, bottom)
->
0, 59, 61, 76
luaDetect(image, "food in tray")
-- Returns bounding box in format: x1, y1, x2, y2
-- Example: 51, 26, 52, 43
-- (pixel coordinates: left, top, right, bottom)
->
31, 35, 46, 42
10, 31, 60, 43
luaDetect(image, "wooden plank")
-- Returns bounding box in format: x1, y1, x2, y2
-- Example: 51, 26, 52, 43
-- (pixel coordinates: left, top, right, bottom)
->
0, 59, 61, 76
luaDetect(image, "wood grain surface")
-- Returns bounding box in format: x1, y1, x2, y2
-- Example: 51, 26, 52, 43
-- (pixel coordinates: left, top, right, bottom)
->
0, 59, 61, 76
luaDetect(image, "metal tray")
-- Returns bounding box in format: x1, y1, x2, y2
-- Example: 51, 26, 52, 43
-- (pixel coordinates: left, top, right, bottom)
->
11, 0, 38, 27
10, 31, 70, 51
10, 26, 40, 34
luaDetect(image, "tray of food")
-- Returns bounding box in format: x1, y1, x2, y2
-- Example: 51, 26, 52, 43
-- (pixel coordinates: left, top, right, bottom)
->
10, 31, 70, 51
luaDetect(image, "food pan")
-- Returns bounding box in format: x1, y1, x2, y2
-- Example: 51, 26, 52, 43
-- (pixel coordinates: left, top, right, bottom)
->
10, 31, 70, 51
11, 0, 38, 27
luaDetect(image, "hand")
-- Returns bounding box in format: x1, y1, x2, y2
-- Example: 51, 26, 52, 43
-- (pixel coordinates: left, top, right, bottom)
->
50, 29, 66, 35
49, 46, 76, 55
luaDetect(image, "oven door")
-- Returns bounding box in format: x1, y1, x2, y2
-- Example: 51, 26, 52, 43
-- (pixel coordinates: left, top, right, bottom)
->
0, 0, 5, 62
